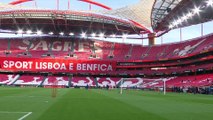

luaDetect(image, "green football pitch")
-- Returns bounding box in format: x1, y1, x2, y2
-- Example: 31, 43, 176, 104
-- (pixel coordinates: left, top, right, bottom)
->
0, 87, 213, 120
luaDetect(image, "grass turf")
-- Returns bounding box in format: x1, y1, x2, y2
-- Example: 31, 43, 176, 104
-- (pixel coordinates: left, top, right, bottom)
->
0, 87, 213, 120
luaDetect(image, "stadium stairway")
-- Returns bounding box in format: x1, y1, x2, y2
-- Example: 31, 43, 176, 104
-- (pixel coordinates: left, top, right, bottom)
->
94, 77, 99, 87
5, 39, 11, 57
116, 79, 123, 88
10, 74, 21, 85
141, 46, 152, 59
68, 75, 72, 87
39, 75, 48, 87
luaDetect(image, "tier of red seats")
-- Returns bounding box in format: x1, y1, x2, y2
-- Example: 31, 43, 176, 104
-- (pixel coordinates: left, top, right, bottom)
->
71, 77, 96, 87
42, 76, 69, 86
96, 77, 121, 87
14, 75, 44, 85
131, 45, 149, 60
0, 33, 212, 61
0, 73, 212, 88
112, 44, 131, 60
142, 74, 213, 88
0, 74, 19, 85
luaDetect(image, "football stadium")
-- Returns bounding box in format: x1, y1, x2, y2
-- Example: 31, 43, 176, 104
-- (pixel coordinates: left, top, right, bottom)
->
0, 0, 213, 120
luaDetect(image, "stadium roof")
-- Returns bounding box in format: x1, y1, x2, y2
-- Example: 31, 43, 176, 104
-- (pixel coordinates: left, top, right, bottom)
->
152, 0, 213, 34
0, 0, 154, 31
0, 1, 153, 36
151, 0, 183, 31
99, 0, 155, 29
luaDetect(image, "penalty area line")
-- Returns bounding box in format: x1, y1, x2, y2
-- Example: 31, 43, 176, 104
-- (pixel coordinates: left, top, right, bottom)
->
18, 112, 32, 120
0, 111, 32, 120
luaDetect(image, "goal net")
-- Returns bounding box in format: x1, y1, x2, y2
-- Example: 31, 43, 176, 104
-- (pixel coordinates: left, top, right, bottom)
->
119, 78, 143, 94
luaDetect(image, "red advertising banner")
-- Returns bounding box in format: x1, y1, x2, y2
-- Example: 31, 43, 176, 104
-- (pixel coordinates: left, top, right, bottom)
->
0, 57, 116, 73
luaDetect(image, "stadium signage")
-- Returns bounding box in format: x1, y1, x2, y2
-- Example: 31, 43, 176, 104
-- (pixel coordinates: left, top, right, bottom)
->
18, 40, 102, 52
0, 57, 115, 73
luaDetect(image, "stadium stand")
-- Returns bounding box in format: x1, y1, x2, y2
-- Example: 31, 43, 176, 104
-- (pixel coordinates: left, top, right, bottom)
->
141, 74, 213, 89
42, 76, 69, 87
13, 75, 44, 86
96, 77, 121, 87
0, 33, 212, 61
0, 74, 19, 85
120, 78, 143, 88
112, 44, 132, 60
130, 45, 149, 60
0, 32, 212, 90
71, 77, 96, 87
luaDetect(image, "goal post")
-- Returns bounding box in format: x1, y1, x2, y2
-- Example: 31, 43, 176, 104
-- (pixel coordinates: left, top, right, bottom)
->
119, 78, 142, 94
163, 78, 166, 95
51, 80, 58, 98
120, 78, 124, 94
119, 78, 167, 95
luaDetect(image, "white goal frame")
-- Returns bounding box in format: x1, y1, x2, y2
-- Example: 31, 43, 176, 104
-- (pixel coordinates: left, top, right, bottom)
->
119, 78, 142, 94
120, 78, 167, 95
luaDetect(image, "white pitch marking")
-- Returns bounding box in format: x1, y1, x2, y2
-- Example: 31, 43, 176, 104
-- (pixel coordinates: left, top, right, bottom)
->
18, 112, 32, 120
0, 111, 32, 120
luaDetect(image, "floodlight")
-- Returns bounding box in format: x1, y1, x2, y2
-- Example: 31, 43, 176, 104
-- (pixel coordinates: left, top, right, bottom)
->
17, 29, 23, 34
181, 15, 188, 21
193, 7, 201, 14
36, 30, 42, 35
81, 32, 86, 38
59, 32, 64, 36
111, 34, 116, 38
207, 0, 213, 6
26, 30, 32, 34
169, 24, 174, 29
177, 19, 182, 24
91, 33, 96, 37
49, 32, 54, 35
99, 33, 104, 38
122, 34, 127, 39
69, 32, 74, 36
186, 12, 193, 18
173, 21, 178, 26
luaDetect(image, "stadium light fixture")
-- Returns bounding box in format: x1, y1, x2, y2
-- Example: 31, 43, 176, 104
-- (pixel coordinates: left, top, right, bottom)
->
99, 33, 104, 38
26, 30, 32, 34
111, 34, 116, 38
122, 34, 127, 39
49, 32, 54, 35
207, 0, 213, 6
59, 32, 64, 36
36, 30, 42, 35
177, 19, 182, 24
169, 24, 174, 29
181, 15, 188, 21
91, 33, 96, 37
186, 12, 193, 18
173, 21, 178, 26
69, 32, 74, 36
193, 7, 201, 14
17, 29, 23, 34
81, 32, 86, 38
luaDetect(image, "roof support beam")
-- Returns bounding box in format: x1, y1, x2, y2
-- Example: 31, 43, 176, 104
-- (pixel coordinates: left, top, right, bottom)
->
24, 13, 31, 28
51, 14, 57, 32
12, 14, 19, 29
